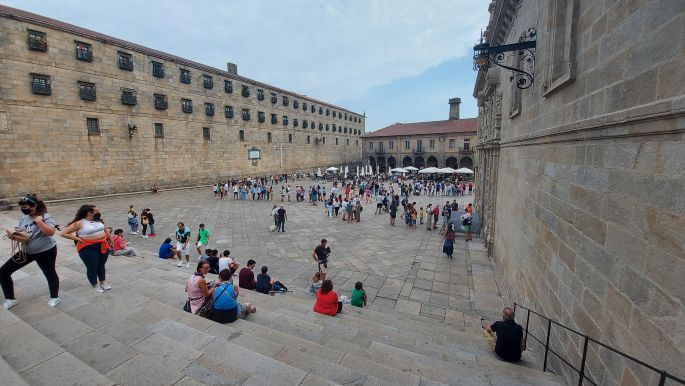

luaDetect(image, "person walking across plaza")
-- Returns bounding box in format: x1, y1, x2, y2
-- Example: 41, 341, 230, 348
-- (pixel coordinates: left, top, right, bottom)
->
196, 223, 211, 258
312, 239, 331, 280
426, 204, 433, 230
1, 195, 61, 310
277, 205, 287, 232
60, 205, 113, 293
442, 224, 456, 259
175, 222, 192, 268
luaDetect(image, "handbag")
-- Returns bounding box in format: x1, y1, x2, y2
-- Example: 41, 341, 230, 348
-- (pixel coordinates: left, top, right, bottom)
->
5, 228, 30, 264
7, 228, 30, 243
196, 283, 229, 318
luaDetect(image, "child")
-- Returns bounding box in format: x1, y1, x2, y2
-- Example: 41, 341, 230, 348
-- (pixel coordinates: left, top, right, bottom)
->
419, 207, 424, 225
350, 281, 367, 307
308, 272, 323, 296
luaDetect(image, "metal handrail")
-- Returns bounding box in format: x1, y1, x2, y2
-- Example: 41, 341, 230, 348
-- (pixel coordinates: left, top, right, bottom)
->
514, 303, 685, 385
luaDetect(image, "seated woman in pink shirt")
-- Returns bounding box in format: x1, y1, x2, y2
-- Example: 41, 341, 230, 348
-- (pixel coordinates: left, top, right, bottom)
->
111, 229, 140, 257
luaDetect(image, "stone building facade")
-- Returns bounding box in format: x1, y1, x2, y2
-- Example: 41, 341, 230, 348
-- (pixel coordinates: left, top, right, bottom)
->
362, 98, 477, 172
474, 0, 685, 384
0, 5, 365, 200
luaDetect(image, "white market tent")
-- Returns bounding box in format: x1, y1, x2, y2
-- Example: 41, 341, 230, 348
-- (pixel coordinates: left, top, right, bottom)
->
404, 166, 419, 171
437, 167, 458, 174
418, 167, 440, 174
326, 167, 339, 171
455, 167, 474, 174
390, 167, 408, 173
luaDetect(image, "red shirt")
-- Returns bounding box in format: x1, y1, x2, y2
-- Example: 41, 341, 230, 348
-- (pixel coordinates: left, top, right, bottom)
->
313, 289, 339, 316
112, 235, 126, 251
238, 268, 256, 290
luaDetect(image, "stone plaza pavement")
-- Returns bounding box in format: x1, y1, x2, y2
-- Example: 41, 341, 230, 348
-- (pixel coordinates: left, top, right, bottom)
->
2, 180, 503, 320
10, 181, 505, 322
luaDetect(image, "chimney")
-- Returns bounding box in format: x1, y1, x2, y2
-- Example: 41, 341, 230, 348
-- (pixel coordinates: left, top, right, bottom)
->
448, 97, 461, 120
227, 62, 238, 75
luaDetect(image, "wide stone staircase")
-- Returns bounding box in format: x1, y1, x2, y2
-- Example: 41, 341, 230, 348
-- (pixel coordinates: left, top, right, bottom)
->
0, 242, 566, 385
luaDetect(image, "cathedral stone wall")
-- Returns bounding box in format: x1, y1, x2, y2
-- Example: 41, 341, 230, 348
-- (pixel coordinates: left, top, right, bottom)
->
475, 0, 685, 384
0, 11, 364, 200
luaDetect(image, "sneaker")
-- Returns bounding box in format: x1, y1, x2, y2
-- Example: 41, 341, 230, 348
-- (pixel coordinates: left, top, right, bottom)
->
47, 297, 61, 307
100, 283, 112, 291
177, 261, 183, 267
2, 299, 18, 310
131, 231, 138, 235
148, 233, 156, 237
94, 285, 105, 293
185, 262, 190, 268
142, 235, 148, 239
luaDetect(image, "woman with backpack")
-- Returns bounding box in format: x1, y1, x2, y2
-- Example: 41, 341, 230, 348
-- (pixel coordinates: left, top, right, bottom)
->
442, 224, 456, 259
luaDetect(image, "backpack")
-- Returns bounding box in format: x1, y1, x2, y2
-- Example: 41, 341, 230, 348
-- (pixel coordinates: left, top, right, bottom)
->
462, 216, 472, 226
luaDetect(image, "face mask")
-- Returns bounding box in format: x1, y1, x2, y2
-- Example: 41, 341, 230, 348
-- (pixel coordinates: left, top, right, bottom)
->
21, 208, 32, 215
93, 213, 102, 221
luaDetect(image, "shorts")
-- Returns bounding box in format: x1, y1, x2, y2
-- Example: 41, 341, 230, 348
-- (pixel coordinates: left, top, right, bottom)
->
376, 203, 383, 209
197, 241, 208, 247
463, 225, 472, 232
176, 242, 190, 255
390, 214, 396, 219
237, 303, 248, 319
318, 261, 328, 273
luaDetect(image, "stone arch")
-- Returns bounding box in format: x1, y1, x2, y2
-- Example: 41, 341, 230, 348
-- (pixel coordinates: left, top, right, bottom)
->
402, 156, 413, 167
414, 156, 425, 169
426, 156, 438, 168
387, 156, 397, 169
368, 156, 376, 170
377, 156, 386, 172
446, 157, 458, 168
459, 156, 473, 169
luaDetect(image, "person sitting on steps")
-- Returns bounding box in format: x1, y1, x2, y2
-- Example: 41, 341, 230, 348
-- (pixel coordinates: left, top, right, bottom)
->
238, 259, 257, 290
483, 307, 526, 362
210, 268, 256, 324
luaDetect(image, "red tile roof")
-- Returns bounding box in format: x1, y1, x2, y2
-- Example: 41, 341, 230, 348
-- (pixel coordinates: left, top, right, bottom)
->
0, 4, 362, 116
363, 118, 477, 138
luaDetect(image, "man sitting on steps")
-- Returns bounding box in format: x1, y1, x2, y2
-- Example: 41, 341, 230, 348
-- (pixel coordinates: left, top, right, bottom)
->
483, 307, 525, 362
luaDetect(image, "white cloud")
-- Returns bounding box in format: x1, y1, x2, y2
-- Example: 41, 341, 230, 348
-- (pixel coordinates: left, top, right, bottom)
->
6, 0, 490, 106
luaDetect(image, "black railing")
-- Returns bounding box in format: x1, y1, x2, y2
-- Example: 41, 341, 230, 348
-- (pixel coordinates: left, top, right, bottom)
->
514, 303, 685, 386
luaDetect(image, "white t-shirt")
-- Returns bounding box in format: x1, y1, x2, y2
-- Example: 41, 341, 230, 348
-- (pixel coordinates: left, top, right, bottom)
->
218, 257, 233, 272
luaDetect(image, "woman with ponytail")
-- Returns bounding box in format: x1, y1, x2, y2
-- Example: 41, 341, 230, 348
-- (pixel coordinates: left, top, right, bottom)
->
59, 205, 113, 292
1, 195, 60, 310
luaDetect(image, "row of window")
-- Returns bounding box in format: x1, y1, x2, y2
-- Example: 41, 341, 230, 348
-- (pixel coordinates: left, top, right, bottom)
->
27, 29, 363, 124
84, 117, 359, 147
369, 139, 471, 150
30, 74, 363, 135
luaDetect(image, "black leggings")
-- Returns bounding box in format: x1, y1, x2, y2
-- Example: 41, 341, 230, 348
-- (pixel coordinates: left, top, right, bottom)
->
0, 246, 59, 299
78, 244, 109, 286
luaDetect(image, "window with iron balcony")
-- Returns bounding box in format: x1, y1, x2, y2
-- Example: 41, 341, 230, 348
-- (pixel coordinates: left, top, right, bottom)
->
257, 89, 265, 101
326, 108, 330, 116
271, 114, 277, 124
152, 61, 164, 78
203, 75, 213, 89
224, 80, 233, 93
258, 111, 265, 123
293, 100, 299, 109
303, 120, 308, 128
303, 102, 308, 111
311, 105, 315, 113
154, 94, 167, 110
182, 99, 193, 113
75, 41, 92, 61
241, 85, 250, 97
79, 82, 96, 101
224, 105, 234, 118
121, 89, 137, 106
86, 117, 99, 135
293, 118, 299, 127
118, 52, 133, 71
180, 69, 191, 84
242, 109, 251, 121
205, 102, 214, 116
283, 116, 289, 125
28, 30, 47, 51
271, 93, 277, 104
282, 96, 289, 106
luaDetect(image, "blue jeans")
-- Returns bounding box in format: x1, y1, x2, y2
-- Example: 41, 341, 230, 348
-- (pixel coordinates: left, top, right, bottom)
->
78, 244, 109, 286
278, 219, 285, 232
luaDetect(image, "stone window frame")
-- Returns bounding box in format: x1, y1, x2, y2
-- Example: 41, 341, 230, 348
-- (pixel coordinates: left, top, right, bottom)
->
335, 137, 339, 145
154, 94, 168, 110
311, 104, 316, 113
429, 139, 435, 149
542, 0, 578, 97
27, 29, 47, 51
154, 122, 164, 138
224, 105, 234, 119
303, 102, 308, 111
288, 133, 293, 143
404, 140, 410, 149
270, 113, 278, 125
151, 61, 164, 78
389, 140, 393, 149
346, 138, 349, 146
202, 126, 211, 140
86, 117, 100, 136
203, 75, 213, 89
78, 81, 96, 102
258, 111, 266, 123
282, 96, 289, 107
293, 118, 299, 127
121, 88, 137, 106
448, 139, 455, 149
267, 132, 272, 143
369, 141, 373, 150
322, 136, 326, 145
182, 98, 193, 113
319, 107, 323, 115
238, 129, 245, 141
293, 100, 299, 109
224, 80, 233, 93
270, 93, 278, 104
463, 138, 471, 151
257, 89, 265, 101
180, 69, 191, 84
117, 52, 133, 71
326, 108, 330, 116
325, 124, 329, 131
75, 41, 93, 62
31, 73, 51, 96
241, 85, 250, 98
205, 102, 214, 116
307, 135, 310, 144
241, 108, 251, 121
303, 120, 308, 129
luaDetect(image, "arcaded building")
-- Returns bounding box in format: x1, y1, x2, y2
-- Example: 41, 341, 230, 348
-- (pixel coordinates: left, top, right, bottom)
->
362, 98, 477, 172
0, 5, 365, 200
474, 0, 684, 383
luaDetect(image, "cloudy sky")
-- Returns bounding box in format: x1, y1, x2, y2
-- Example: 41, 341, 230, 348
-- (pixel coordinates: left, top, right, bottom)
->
6, 0, 490, 131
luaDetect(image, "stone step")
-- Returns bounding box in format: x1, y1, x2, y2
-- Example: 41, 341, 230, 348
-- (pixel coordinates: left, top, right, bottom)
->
0, 308, 115, 386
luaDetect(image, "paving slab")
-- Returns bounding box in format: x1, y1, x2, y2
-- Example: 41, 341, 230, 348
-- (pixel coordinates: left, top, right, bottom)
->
62, 331, 138, 374
20, 352, 113, 386
106, 354, 185, 386
0, 320, 63, 372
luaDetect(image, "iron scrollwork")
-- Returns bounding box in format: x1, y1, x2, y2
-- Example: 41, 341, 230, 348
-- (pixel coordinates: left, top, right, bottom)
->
474, 28, 537, 90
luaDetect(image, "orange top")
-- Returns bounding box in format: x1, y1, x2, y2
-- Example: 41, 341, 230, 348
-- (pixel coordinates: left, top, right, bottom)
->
76, 237, 109, 254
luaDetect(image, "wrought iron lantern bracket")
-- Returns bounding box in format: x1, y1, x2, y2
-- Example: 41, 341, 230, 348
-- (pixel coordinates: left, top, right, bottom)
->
473, 28, 537, 89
